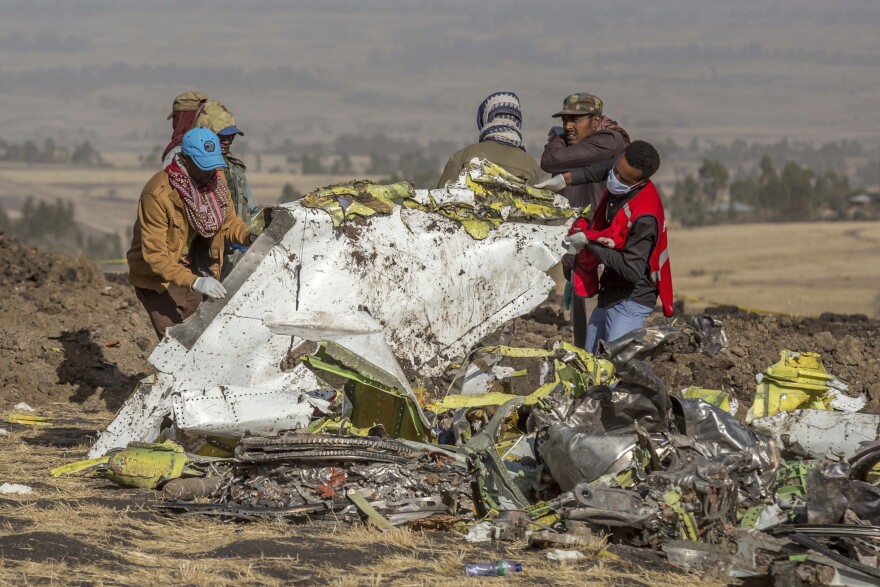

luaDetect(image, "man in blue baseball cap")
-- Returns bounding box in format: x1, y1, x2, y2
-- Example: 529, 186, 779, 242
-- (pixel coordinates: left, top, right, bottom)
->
127, 127, 255, 339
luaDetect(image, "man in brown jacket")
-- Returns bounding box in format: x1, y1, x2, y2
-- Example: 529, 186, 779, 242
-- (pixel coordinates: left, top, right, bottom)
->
128, 128, 253, 339
539, 93, 630, 350
539, 93, 630, 211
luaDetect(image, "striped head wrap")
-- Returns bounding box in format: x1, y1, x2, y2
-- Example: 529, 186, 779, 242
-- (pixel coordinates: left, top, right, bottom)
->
477, 91, 524, 150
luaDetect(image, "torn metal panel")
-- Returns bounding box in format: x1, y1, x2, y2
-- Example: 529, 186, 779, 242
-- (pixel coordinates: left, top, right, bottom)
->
171, 386, 322, 439
750, 409, 880, 461
749, 350, 841, 421
96, 188, 568, 454
89, 374, 175, 458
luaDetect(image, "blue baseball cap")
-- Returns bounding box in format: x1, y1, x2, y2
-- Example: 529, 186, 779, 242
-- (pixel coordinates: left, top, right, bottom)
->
181, 128, 227, 171
218, 125, 244, 137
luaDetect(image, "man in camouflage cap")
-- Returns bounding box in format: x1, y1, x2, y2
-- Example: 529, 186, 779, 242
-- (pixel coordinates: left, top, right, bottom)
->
195, 101, 259, 278
540, 92, 630, 210
539, 92, 631, 350
554, 92, 605, 119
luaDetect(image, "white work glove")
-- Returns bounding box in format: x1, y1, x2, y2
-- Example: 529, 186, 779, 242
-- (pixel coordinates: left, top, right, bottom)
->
563, 231, 588, 255
534, 175, 567, 192
193, 276, 227, 300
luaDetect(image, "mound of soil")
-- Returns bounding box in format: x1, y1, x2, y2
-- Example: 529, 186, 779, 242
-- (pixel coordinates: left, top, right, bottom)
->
514, 292, 880, 413
0, 234, 154, 411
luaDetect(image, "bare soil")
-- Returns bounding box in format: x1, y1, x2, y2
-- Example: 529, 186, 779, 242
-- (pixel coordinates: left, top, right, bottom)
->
0, 233, 155, 412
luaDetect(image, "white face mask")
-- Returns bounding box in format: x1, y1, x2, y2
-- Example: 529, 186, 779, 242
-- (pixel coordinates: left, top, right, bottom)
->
606, 167, 635, 195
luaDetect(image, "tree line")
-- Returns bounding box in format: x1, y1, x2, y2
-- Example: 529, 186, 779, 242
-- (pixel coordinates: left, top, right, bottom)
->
669, 157, 860, 226
0, 197, 122, 260
0, 138, 107, 166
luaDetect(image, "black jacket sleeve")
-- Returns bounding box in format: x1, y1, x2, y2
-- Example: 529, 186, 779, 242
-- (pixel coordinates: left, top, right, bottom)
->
569, 160, 613, 186
587, 216, 658, 285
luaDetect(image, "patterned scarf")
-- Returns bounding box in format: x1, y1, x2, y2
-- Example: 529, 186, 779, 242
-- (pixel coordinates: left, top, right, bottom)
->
165, 154, 230, 237
477, 91, 524, 150
597, 116, 631, 145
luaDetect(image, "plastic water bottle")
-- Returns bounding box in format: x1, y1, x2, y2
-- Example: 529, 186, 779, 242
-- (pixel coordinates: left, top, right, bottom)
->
463, 560, 523, 577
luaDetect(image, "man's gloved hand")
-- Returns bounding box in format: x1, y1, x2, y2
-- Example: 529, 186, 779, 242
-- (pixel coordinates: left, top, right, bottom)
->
193, 276, 227, 300
534, 175, 567, 192
563, 231, 588, 255
548, 126, 565, 138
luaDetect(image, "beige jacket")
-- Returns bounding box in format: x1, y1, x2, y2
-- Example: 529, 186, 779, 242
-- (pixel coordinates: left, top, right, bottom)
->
127, 170, 250, 292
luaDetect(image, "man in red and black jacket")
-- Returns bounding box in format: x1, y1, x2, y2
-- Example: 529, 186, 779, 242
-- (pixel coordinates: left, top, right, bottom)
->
547, 141, 673, 353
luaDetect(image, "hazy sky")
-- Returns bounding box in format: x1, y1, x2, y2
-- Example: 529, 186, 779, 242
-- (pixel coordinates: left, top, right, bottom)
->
1, 0, 878, 152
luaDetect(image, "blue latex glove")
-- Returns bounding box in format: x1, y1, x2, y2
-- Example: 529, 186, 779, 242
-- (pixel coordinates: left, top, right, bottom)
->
563, 280, 573, 311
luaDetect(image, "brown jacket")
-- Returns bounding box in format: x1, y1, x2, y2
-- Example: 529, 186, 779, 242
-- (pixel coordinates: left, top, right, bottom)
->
437, 141, 540, 188
540, 125, 629, 210
127, 170, 251, 292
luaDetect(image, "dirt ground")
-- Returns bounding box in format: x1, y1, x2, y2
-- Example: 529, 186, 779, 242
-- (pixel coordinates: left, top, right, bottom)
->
513, 291, 880, 413
0, 233, 155, 412
1, 234, 878, 585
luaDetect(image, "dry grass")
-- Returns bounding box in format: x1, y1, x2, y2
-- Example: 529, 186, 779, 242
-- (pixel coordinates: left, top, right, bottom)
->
0, 405, 725, 586
668, 221, 880, 318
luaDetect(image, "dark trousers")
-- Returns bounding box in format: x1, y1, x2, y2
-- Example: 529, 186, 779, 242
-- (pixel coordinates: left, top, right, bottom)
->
135, 285, 204, 339
570, 294, 598, 350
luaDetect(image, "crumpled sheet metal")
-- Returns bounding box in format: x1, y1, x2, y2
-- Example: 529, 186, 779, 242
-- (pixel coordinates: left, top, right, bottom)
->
93, 189, 567, 456
265, 310, 430, 431
672, 398, 781, 494
300, 180, 415, 226
805, 462, 880, 525
527, 326, 683, 438
538, 424, 638, 492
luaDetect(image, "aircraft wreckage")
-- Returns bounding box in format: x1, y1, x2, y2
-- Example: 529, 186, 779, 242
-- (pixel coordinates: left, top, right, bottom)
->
53, 160, 880, 584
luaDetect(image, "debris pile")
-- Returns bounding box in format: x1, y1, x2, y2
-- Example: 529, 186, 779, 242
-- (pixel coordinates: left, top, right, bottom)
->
48, 166, 880, 584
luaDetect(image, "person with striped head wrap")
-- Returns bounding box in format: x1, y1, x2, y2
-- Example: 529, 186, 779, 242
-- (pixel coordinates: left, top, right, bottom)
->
437, 91, 540, 188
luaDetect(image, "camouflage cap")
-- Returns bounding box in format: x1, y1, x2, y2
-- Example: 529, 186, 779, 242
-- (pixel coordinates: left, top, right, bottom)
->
194, 101, 240, 135
552, 93, 603, 118
167, 90, 208, 119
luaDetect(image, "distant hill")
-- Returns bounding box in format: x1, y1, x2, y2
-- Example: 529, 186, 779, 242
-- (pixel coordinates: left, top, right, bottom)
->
0, 0, 878, 153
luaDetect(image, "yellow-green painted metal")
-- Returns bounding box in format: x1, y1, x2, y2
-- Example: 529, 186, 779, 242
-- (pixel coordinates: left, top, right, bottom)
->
104, 441, 194, 489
